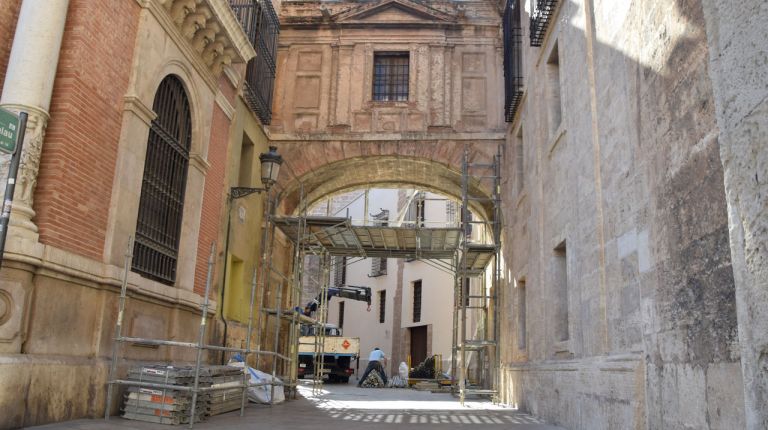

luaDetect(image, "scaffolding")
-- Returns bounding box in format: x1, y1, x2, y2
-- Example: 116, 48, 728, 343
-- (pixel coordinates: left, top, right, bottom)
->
103, 147, 503, 427
452, 145, 502, 404
104, 187, 303, 428
274, 148, 502, 402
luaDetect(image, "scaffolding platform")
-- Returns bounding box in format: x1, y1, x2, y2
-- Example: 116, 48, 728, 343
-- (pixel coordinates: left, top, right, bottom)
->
272, 216, 463, 259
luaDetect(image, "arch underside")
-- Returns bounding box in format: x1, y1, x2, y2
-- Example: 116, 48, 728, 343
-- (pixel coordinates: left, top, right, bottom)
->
276, 155, 495, 220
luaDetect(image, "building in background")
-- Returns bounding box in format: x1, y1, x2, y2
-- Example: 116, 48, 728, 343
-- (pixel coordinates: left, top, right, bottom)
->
303, 188, 490, 380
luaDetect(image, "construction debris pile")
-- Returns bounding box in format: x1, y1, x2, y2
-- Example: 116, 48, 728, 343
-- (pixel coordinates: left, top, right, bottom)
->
409, 355, 436, 379
360, 370, 386, 388
121, 364, 244, 425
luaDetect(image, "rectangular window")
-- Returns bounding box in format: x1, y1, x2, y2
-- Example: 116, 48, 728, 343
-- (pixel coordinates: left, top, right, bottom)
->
517, 279, 527, 349
231, 0, 279, 124
338, 301, 345, 329
379, 290, 386, 323
503, 0, 524, 121
413, 281, 422, 323
554, 240, 568, 342
238, 134, 254, 187
405, 191, 426, 228
546, 42, 562, 137
515, 126, 524, 194
371, 210, 389, 276
373, 52, 409, 101
333, 256, 347, 288
463, 278, 470, 307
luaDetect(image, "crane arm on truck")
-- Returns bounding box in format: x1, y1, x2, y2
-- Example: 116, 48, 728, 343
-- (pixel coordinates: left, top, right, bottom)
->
303, 285, 372, 316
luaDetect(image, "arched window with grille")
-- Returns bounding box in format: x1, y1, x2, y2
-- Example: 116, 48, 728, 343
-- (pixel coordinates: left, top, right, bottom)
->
132, 75, 191, 285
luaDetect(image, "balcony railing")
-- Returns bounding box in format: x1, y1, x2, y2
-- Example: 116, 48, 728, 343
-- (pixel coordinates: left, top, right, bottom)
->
504, 0, 524, 122
230, 0, 279, 124
530, 0, 558, 47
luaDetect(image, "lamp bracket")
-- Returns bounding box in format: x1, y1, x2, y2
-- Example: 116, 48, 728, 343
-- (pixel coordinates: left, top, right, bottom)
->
231, 187, 266, 199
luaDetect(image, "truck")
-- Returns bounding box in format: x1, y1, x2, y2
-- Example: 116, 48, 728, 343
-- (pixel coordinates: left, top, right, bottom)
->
297, 323, 360, 383
297, 285, 371, 383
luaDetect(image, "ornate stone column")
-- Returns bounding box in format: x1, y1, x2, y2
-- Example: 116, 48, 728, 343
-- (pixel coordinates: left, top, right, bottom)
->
0, 0, 70, 241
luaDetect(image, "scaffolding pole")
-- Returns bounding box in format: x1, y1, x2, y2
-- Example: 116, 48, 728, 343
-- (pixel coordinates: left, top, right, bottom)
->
453, 144, 502, 404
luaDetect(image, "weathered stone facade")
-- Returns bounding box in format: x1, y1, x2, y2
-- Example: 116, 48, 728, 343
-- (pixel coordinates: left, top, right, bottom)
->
498, 0, 750, 428
700, 1, 768, 427
273, 0, 765, 429
270, 0, 505, 214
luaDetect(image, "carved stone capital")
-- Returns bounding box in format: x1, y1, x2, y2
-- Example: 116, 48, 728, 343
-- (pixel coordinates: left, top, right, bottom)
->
0, 105, 49, 239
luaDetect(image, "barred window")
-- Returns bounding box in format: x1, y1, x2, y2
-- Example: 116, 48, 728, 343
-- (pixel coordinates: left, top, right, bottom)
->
373, 52, 409, 101
231, 0, 279, 124
338, 301, 345, 329
378, 290, 386, 323
132, 75, 191, 285
413, 280, 422, 323
371, 210, 389, 277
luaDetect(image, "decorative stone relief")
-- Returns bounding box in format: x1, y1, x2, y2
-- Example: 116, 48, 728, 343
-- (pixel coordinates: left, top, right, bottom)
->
17, 112, 46, 207
0, 107, 50, 236
0, 290, 11, 326
0, 277, 31, 353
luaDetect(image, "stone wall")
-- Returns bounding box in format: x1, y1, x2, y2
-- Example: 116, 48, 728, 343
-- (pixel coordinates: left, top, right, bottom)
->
499, 0, 745, 428
35, 0, 140, 260
700, 1, 768, 428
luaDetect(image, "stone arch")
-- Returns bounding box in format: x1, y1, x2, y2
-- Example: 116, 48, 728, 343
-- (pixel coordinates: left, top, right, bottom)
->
271, 140, 501, 220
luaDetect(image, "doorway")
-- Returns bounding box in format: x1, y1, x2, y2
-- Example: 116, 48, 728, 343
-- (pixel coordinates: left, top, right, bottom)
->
409, 325, 428, 366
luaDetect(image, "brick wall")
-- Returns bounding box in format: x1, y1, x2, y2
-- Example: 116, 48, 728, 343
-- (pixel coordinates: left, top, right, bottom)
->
0, 0, 21, 92
35, 0, 140, 260
192, 76, 235, 295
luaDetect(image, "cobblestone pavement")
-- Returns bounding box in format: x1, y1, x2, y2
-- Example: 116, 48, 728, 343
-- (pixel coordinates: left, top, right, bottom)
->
29, 381, 565, 430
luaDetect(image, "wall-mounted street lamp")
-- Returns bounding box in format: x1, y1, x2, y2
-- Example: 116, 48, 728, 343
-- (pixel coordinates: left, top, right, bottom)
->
220, 145, 282, 363
230, 145, 284, 199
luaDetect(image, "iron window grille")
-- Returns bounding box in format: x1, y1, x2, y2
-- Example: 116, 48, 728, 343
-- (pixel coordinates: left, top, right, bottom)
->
379, 290, 386, 323
133, 75, 191, 285
413, 281, 422, 323
338, 301, 345, 329
504, 0, 524, 121
373, 52, 409, 101
530, 0, 558, 47
231, 0, 279, 124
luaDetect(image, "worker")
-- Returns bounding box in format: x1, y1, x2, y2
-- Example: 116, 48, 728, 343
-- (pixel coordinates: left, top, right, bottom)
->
357, 347, 388, 387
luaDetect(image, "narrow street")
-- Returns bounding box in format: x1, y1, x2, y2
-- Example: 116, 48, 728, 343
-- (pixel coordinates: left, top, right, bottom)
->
29, 382, 563, 430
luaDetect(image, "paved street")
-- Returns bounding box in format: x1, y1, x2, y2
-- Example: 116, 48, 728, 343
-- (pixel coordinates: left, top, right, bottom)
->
29, 381, 563, 430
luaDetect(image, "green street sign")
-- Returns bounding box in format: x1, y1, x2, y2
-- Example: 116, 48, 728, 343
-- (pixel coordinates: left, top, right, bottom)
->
0, 108, 20, 154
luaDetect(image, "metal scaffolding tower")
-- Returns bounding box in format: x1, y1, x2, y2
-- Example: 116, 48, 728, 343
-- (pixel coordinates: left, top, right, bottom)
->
452, 145, 502, 404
